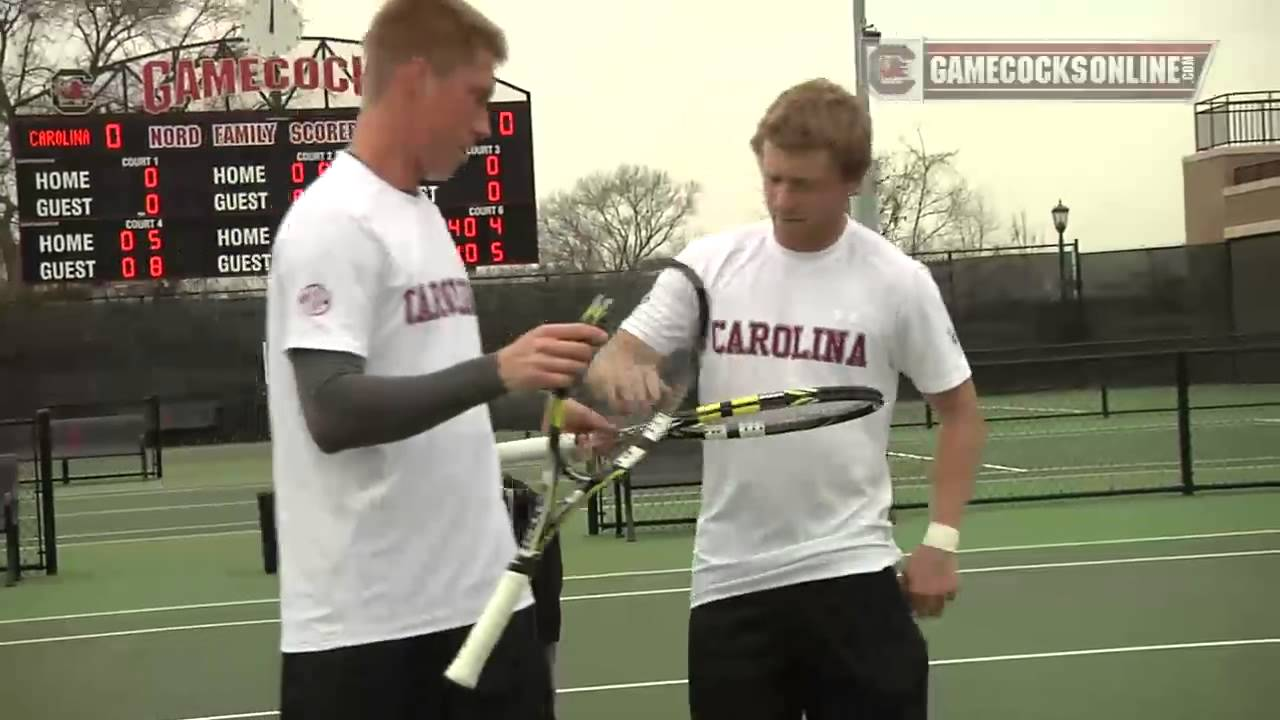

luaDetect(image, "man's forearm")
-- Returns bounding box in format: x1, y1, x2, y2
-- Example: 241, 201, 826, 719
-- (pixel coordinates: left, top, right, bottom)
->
928, 415, 984, 529
291, 348, 522, 454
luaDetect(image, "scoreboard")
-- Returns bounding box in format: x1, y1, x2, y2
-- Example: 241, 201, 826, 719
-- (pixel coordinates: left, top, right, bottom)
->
10, 103, 537, 284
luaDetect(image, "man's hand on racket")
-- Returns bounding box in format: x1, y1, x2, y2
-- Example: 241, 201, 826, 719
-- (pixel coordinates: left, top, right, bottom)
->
496, 323, 609, 392
900, 544, 959, 618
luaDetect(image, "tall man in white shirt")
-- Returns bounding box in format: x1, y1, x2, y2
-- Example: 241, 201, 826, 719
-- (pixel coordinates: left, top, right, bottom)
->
265, 1, 610, 718
589, 78, 987, 719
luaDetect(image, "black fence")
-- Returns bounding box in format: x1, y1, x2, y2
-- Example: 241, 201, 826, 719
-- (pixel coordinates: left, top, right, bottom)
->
1, 235, 1278, 436
591, 343, 1280, 539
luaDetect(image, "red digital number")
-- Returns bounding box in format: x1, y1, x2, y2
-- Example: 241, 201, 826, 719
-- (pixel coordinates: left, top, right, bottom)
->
119, 229, 136, 251
292, 188, 304, 202
145, 193, 160, 215
149, 256, 165, 278
121, 257, 137, 279
498, 111, 514, 136
487, 181, 502, 203
486, 155, 500, 176
148, 229, 163, 250
318, 161, 331, 175
459, 242, 479, 263
489, 216, 503, 235
291, 162, 305, 184
448, 218, 480, 238
490, 241, 505, 263
106, 122, 123, 150
144, 166, 159, 189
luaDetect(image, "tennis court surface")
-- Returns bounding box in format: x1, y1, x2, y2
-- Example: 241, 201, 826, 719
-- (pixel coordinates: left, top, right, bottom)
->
2, 430, 1278, 720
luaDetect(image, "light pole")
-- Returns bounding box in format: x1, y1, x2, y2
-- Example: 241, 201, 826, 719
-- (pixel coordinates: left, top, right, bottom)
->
851, 0, 880, 233
1052, 199, 1070, 303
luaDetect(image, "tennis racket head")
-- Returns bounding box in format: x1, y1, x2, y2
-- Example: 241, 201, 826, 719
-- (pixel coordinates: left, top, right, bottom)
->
567, 259, 709, 455
669, 385, 885, 439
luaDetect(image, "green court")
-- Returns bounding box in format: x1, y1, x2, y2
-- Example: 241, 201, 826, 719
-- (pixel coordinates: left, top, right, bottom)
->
3, 404, 1279, 720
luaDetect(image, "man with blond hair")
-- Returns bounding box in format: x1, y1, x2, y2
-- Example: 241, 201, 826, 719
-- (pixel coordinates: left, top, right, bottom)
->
265, 1, 609, 717
589, 78, 986, 719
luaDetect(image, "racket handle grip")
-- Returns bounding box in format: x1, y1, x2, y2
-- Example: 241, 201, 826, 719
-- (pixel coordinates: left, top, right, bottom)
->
496, 434, 575, 465
444, 570, 530, 688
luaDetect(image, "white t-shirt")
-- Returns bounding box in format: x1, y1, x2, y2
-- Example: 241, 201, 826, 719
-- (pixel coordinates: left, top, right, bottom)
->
265, 151, 528, 653
619, 217, 971, 608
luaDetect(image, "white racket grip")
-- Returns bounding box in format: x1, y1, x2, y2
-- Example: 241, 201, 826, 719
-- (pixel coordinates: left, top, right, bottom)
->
444, 570, 531, 688
496, 435, 575, 466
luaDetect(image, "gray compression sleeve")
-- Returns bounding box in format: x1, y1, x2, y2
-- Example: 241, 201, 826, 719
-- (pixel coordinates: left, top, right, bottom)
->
288, 348, 534, 454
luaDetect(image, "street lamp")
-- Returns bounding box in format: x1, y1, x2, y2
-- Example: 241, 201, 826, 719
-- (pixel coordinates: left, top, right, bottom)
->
1052, 199, 1070, 303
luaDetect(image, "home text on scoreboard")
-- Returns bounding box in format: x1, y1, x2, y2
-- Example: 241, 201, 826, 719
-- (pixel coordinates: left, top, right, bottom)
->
10, 103, 538, 284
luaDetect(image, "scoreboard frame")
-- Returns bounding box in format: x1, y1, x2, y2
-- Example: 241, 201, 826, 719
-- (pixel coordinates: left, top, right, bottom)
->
11, 38, 539, 285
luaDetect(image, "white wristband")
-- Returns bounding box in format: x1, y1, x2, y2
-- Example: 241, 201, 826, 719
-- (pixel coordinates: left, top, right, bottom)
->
921, 522, 959, 552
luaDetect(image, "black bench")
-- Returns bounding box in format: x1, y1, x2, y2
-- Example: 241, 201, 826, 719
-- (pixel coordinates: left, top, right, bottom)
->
48, 413, 155, 484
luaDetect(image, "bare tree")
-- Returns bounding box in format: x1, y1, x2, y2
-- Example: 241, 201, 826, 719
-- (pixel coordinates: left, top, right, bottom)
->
0, 0, 239, 287
874, 129, 997, 255
1007, 209, 1042, 247
538, 164, 700, 272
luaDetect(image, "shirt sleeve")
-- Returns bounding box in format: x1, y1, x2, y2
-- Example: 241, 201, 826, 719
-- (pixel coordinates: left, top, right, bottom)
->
617, 257, 703, 357
892, 261, 972, 395
271, 207, 385, 359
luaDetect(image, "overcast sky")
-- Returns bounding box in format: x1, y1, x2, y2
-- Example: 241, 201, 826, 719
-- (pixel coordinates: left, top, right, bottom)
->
297, 0, 1278, 253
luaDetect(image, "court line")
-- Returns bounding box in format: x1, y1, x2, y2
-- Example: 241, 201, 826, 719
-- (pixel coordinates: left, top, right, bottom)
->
5, 528, 1275, 625
894, 459, 1280, 490
4, 546, 1276, 637
54, 521, 258, 540
163, 637, 1280, 719
56, 483, 267, 501
43, 501, 253, 518
888, 450, 1027, 473
57, 529, 259, 548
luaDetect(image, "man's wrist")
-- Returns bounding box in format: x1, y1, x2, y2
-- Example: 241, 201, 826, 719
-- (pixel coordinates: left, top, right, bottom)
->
921, 521, 960, 552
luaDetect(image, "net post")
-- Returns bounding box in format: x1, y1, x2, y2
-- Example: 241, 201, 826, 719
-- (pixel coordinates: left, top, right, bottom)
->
4, 501, 18, 586
257, 491, 278, 574
1175, 352, 1195, 495
2, 453, 19, 585
36, 409, 58, 575
586, 493, 600, 536
623, 474, 636, 543
146, 394, 163, 479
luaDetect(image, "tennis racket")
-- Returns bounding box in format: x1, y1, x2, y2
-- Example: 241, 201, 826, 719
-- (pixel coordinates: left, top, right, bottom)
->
444, 259, 887, 688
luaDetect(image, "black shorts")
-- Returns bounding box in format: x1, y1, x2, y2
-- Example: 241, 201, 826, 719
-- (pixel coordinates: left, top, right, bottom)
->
279, 606, 554, 720
687, 567, 928, 720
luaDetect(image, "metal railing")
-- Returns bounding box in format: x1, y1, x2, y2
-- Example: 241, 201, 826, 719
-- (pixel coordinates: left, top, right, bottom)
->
1195, 90, 1280, 151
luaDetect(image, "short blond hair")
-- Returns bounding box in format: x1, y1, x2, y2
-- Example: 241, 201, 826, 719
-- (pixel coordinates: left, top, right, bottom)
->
750, 78, 872, 182
363, 0, 508, 100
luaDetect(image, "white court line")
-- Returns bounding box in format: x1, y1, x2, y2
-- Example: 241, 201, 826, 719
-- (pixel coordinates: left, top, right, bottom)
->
5, 528, 1275, 625
47, 501, 253, 518
894, 460, 1280, 491
4, 547, 1276, 639
55, 522, 258, 541
164, 637, 1280, 719
982, 404, 1089, 415
889, 450, 1027, 474
58, 529, 259, 548
57, 483, 266, 501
